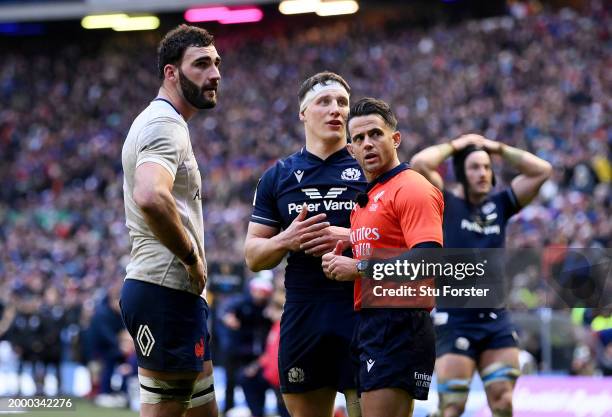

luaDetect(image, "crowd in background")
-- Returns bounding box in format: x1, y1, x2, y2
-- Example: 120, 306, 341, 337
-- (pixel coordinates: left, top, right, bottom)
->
0, 0, 610, 403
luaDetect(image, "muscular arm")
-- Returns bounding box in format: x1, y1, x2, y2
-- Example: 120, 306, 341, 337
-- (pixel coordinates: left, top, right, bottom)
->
499, 144, 553, 207
409, 143, 453, 191
244, 222, 287, 272
133, 162, 193, 261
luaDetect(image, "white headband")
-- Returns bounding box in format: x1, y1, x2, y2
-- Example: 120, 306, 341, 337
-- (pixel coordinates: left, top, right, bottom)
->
299, 81, 350, 113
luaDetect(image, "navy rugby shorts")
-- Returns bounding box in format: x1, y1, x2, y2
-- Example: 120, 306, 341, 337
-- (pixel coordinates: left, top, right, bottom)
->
120, 279, 211, 372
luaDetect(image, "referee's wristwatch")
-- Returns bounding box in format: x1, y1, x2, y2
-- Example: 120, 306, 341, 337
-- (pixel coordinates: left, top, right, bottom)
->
356, 259, 369, 277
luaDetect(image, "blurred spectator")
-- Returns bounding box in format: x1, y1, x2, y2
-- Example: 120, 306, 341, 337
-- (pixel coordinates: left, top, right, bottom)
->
240, 288, 289, 417
85, 284, 124, 398
220, 275, 273, 413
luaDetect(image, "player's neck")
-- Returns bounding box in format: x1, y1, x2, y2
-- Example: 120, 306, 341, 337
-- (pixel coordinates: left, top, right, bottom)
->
461, 187, 488, 205
365, 159, 400, 183
305, 136, 346, 160
157, 86, 197, 121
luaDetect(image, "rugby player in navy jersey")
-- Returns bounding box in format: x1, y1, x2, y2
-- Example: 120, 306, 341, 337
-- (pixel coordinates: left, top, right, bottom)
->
411, 134, 552, 417
245, 72, 366, 417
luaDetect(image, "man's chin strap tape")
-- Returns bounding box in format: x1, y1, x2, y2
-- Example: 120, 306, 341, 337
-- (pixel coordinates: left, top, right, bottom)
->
481, 363, 520, 387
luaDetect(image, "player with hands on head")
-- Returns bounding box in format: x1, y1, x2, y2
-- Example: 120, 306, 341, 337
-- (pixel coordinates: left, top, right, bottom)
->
411, 133, 552, 417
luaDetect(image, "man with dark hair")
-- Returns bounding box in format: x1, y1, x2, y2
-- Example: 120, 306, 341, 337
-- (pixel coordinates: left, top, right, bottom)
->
245, 71, 365, 417
410, 134, 552, 417
120, 24, 220, 417
323, 97, 443, 417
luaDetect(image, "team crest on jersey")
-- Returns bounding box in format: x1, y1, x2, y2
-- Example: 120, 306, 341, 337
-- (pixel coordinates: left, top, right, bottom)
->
341, 167, 361, 181
288, 367, 304, 383
482, 202, 496, 215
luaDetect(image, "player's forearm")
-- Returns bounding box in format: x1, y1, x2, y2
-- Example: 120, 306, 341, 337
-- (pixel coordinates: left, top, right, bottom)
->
500, 144, 553, 178
137, 189, 194, 261
244, 235, 288, 271
411, 143, 454, 172
410, 143, 452, 189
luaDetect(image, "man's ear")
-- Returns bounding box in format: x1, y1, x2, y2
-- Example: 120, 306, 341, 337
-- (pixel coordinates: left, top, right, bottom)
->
393, 131, 402, 148
164, 64, 178, 81
347, 142, 356, 158
298, 110, 306, 122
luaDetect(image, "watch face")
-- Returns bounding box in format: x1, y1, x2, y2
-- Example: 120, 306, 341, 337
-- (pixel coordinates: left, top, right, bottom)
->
357, 260, 367, 272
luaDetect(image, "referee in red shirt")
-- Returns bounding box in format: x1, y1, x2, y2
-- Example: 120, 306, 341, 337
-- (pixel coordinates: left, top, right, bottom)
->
322, 98, 444, 417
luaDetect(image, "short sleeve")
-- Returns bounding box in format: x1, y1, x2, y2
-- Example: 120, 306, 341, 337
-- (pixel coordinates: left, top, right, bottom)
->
394, 174, 444, 249
136, 119, 188, 180
250, 164, 282, 228
497, 187, 521, 220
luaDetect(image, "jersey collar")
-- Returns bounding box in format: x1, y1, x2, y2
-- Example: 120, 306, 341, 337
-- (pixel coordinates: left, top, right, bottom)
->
365, 162, 410, 193
300, 146, 350, 163
153, 97, 181, 117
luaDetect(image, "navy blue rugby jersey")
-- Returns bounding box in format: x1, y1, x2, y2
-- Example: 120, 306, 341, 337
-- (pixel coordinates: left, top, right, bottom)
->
251, 147, 366, 302
443, 188, 521, 249
439, 188, 521, 317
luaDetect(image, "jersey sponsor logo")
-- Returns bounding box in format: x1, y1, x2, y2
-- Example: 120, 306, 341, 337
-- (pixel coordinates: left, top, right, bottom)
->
366, 359, 375, 372
349, 226, 381, 243
194, 337, 205, 359
341, 167, 361, 181
193, 188, 202, 200
287, 187, 355, 214
294, 170, 304, 183
414, 372, 432, 387
136, 324, 155, 357
460, 219, 501, 235
288, 367, 304, 383
302, 187, 347, 199
350, 226, 381, 258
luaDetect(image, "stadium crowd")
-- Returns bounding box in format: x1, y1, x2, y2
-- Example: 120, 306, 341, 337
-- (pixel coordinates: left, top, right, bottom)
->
0, 0, 610, 400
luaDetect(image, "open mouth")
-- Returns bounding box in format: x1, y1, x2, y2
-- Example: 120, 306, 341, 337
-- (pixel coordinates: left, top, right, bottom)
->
365, 152, 378, 161
327, 120, 342, 126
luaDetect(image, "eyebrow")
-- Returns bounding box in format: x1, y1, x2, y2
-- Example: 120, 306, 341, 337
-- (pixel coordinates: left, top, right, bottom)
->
193, 55, 221, 65
316, 93, 348, 101
351, 127, 383, 141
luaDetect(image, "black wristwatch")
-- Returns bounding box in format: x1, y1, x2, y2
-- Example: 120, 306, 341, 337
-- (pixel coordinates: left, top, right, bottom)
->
181, 245, 197, 266
356, 259, 369, 276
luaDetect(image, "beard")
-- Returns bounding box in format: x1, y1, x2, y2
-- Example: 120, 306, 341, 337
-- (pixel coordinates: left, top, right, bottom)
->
179, 68, 217, 109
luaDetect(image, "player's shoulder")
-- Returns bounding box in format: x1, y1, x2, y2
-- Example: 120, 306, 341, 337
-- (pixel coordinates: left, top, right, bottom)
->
258, 149, 301, 186
139, 101, 187, 130
396, 169, 441, 193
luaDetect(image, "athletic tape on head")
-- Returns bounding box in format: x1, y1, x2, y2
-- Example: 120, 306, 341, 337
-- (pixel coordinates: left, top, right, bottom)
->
299, 81, 349, 113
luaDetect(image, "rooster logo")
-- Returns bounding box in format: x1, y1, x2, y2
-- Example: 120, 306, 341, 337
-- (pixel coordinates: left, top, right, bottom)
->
194, 337, 205, 359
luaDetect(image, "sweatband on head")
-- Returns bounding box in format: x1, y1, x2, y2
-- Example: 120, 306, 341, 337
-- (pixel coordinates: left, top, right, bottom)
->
299, 81, 349, 113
